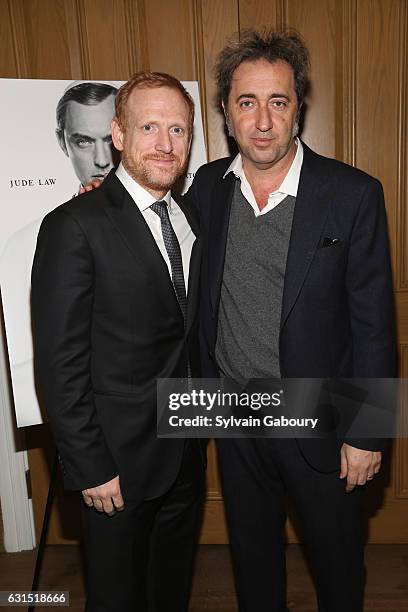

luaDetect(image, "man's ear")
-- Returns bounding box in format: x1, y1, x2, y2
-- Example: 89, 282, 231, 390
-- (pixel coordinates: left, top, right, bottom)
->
56, 129, 68, 157
111, 117, 124, 152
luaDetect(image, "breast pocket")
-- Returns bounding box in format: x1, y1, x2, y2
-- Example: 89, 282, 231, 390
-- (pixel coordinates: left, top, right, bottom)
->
313, 240, 344, 263
303, 241, 347, 301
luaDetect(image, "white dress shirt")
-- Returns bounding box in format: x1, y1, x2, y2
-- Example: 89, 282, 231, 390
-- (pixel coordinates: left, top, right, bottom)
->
116, 162, 195, 291
223, 138, 304, 217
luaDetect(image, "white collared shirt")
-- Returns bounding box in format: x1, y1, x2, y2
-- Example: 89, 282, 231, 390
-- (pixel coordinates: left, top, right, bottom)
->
116, 162, 195, 291
223, 138, 304, 217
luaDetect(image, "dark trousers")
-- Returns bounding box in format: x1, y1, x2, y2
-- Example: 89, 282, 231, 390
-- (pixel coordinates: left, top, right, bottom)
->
81, 441, 205, 612
217, 438, 364, 612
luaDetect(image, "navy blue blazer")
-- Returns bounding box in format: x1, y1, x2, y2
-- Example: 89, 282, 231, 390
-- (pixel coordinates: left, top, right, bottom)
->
187, 142, 396, 471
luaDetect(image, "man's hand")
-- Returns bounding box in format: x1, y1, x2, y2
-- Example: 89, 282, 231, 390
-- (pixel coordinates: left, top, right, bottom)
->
340, 443, 381, 492
79, 177, 104, 193
82, 475, 124, 515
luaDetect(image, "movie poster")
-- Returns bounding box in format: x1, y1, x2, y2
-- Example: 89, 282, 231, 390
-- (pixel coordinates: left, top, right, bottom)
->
0, 79, 207, 427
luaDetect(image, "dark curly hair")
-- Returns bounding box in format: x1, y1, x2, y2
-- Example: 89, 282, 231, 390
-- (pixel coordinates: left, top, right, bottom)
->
216, 28, 310, 108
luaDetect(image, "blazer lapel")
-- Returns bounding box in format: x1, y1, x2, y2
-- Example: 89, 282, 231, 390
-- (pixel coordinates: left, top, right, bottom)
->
185, 238, 201, 333
280, 145, 332, 329
101, 171, 182, 319
173, 190, 199, 237
208, 172, 236, 316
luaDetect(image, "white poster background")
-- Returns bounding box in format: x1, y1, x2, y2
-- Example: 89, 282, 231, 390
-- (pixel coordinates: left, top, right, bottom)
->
0, 79, 207, 428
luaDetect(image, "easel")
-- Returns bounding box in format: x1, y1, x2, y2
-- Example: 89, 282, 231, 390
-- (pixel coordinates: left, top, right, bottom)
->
28, 450, 58, 612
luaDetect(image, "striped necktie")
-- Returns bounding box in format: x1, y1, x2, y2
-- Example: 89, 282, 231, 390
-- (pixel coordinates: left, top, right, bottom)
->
150, 200, 187, 321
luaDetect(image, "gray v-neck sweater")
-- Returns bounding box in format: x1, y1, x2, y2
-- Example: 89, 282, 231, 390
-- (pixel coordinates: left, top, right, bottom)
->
215, 182, 296, 383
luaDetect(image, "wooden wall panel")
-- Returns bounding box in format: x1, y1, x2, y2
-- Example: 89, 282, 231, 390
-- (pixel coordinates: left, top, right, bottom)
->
205, 440, 222, 499
142, 0, 196, 79
285, 0, 337, 158
239, 0, 285, 29
199, 440, 227, 544
6, 0, 31, 77
397, 293, 408, 341
355, 0, 401, 271
396, 3, 408, 290
62, 0, 87, 79
362, 343, 408, 542
355, 0, 400, 180
334, 0, 356, 165
0, 1, 19, 77
17, 0, 72, 78
72, 0, 137, 80
395, 346, 408, 498
199, 0, 238, 162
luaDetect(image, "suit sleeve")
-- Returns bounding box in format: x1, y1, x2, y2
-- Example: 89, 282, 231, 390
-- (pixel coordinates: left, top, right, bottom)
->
31, 209, 118, 490
345, 178, 396, 451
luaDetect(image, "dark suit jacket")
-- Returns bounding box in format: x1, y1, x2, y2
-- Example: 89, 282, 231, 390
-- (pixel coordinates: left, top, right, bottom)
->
188, 142, 396, 471
32, 169, 202, 497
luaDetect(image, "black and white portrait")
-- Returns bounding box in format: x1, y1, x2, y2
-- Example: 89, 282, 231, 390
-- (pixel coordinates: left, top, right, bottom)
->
55, 81, 119, 189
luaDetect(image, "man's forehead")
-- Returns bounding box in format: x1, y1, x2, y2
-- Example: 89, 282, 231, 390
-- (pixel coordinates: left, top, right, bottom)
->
231, 58, 295, 89
126, 86, 189, 118
65, 96, 115, 133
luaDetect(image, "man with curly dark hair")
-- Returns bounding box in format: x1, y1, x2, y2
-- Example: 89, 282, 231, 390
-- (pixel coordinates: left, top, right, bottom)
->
189, 28, 395, 612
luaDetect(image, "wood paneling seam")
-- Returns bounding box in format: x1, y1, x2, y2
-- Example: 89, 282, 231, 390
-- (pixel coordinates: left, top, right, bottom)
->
63, 0, 85, 78
342, 0, 357, 166
192, 0, 209, 157
123, 0, 144, 74
7, 0, 30, 77
276, 0, 287, 29
396, 1, 408, 290
75, 0, 91, 79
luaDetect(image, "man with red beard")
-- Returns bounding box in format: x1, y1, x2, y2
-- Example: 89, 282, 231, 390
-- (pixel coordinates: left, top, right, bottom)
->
31, 72, 205, 612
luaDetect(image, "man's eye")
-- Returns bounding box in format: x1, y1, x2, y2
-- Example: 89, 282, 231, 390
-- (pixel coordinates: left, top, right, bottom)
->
240, 100, 253, 109
74, 139, 92, 148
142, 124, 153, 132
273, 101, 287, 109
171, 126, 184, 135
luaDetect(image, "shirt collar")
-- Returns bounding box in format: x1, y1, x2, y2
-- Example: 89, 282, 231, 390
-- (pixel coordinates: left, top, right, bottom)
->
223, 137, 303, 198
116, 161, 171, 211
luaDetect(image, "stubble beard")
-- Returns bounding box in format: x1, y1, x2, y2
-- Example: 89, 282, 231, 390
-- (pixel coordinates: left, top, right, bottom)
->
122, 152, 187, 193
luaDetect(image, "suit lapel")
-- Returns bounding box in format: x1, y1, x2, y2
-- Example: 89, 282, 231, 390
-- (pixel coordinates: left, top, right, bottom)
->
280, 145, 332, 329
208, 172, 236, 315
173, 190, 199, 237
185, 238, 201, 333
100, 171, 182, 319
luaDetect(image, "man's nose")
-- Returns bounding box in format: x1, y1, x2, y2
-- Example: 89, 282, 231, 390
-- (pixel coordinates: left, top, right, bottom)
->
155, 129, 173, 154
255, 104, 273, 132
94, 140, 112, 168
